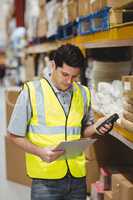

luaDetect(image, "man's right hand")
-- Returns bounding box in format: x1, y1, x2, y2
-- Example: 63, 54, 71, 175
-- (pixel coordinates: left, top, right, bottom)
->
7, 133, 64, 163
38, 147, 65, 163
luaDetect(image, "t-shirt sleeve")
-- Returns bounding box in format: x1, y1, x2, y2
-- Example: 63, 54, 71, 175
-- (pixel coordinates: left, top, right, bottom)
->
7, 87, 32, 137
82, 103, 94, 126
81, 85, 94, 127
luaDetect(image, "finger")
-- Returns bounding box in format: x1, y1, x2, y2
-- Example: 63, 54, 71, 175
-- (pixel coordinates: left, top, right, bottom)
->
55, 150, 65, 156
52, 148, 64, 151
49, 151, 64, 162
99, 126, 108, 132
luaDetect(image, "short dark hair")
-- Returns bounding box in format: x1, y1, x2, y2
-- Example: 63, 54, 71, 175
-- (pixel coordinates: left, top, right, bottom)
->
48, 50, 56, 61
53, 44, 85, 69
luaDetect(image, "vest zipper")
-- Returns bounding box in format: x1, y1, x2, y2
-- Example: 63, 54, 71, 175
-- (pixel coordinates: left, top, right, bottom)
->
64, 94, 73, 175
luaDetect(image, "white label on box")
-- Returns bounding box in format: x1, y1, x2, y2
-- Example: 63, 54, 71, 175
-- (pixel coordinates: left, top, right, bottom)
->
124, 81, 131, 91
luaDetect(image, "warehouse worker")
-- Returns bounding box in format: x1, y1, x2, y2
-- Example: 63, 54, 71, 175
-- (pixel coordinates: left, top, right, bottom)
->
7, 44, 112, 200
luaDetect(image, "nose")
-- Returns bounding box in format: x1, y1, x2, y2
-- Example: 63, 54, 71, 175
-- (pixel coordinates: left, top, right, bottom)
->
66, 76, 73, 84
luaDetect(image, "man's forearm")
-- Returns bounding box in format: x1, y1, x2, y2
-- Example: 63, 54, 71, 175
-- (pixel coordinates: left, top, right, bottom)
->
7, 132, 64, 163
7, 132, 41, 157
83, 116, 115, 138
83, 124, 96, 138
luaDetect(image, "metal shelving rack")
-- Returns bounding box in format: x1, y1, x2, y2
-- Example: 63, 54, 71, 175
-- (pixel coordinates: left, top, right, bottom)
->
26, 22, 133, 54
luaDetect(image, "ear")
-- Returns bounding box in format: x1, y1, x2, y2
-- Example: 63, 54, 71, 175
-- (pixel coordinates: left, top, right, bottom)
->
51, 61, 56, 70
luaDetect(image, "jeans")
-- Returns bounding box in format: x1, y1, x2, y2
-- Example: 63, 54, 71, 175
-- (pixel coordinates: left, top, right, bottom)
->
31, 174, 87, 200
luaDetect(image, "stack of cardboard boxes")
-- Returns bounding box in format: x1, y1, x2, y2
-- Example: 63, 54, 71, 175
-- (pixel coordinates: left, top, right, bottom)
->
121, 76, 133, 133
91, 167, 133, 200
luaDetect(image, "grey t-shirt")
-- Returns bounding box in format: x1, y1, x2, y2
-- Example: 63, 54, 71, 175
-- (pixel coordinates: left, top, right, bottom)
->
8, 79, 94, 137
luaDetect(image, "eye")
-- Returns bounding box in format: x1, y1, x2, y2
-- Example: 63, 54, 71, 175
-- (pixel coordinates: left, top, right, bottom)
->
62, 72, 69, 77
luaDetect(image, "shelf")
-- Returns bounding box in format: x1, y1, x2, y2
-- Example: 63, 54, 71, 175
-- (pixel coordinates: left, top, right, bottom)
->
26, 22, 133, 54
26, 41, 62, 54
62, 22, 133, 47
94, 111, 133, 150
110, 129, 133, 151
84, 22, 133, 48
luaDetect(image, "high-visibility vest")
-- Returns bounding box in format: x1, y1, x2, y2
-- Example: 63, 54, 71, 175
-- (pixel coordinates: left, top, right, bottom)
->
25, 78, 91, 179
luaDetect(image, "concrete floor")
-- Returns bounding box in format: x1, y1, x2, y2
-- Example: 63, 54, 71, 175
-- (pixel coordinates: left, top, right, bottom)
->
0, 87, 90, 200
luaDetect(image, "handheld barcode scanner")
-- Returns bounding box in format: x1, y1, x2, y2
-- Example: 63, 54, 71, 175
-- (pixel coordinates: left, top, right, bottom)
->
96, 113, 119, 135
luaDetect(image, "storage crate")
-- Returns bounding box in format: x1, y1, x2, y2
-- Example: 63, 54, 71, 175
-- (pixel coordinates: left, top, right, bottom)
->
77, 15, 92, 35
57, 21, 77, 39
78, 0, 90, 17
47, 34, 58, 41
91, 6, 110, 33
77, 7, 110, 35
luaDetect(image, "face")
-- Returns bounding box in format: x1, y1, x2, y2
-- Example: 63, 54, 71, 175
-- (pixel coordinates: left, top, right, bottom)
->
51, 62, 80, 91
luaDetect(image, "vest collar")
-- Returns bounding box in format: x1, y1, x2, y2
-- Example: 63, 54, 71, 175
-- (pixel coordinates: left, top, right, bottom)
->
44, 77, 77, 94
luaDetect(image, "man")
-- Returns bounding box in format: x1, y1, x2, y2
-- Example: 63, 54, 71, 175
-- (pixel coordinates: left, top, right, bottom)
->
7, 44, 112, 200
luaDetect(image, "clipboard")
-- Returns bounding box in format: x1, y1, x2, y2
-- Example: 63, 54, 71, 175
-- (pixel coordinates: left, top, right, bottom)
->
54, 138, 97, 159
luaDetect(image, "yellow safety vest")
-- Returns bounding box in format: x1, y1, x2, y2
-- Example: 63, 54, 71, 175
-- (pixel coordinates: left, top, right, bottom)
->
25, 78, 91, 179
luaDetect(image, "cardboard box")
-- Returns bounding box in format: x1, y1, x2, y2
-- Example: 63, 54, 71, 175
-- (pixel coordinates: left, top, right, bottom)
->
112, 174, 127, 200
112, 174, 133, 200
90, 0, 107, 13
86, 159, 100, 192
109, 9, 123, 26
124, 96, 133, 105
123, 101, 133, 113
67, 0, 78, 22
5, 136, 31, 186
121, 117, 133, 133
89, 0, 133, 13
39, 0, 46, 8
104, 191, 112, 200
122, 75, 133, 91
107, 0, 133, 9
78, 0, 90, 17
122, 76, 133, 99
121, 180, 133, 200
5, 88, 31, 186
123, 110, 133, 123
36, 9, 48, 37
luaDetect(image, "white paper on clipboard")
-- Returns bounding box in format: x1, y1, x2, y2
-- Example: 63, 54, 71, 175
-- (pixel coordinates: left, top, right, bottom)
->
54, 138, 97, 159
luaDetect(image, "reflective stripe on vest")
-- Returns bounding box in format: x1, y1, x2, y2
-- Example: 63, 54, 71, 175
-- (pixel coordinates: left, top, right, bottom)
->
25, 78, 91, 179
